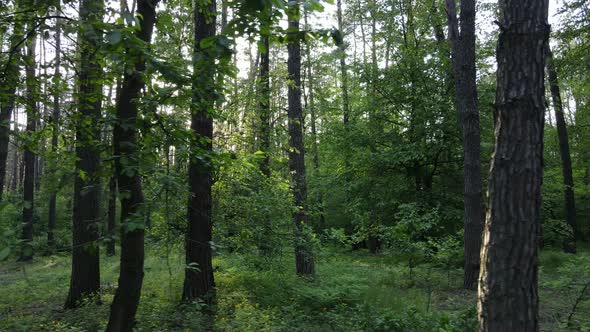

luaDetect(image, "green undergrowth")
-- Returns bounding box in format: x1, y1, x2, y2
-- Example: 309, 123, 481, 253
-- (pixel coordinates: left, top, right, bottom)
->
0, 246, 588, 331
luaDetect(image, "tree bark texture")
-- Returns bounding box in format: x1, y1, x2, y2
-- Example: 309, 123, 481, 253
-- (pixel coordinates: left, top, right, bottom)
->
445, 0, 486, 290
0, 0, 25, 202
106, 0, 159, 330
48, 18, 61, 250
65, 0, 103, 308
20, 18, 38, 262
182, 0, 216, 303
287, 2, 315, 277
258, 28, 271, 177
477, 0, 549, 330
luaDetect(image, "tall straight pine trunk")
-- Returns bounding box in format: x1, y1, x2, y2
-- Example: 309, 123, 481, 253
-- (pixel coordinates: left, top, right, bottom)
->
445, 0, 485, 290
546, 46, 579, 252
336, 0, 350, 126
0, 0, 25, 202
48, 17, 62, 250
106, 0, 159, 330
478, 0, 549, 330
258, 22, 271, 177
65, 0, 103, 308
20, 15, 38, 262
287, 1, 314, 277
182, 0, 217, 303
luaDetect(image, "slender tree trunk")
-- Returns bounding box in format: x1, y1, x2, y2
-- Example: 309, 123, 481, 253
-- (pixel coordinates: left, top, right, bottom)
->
107, 174, 117, 256
182, 0, 217, 304
65, 0, 103, 308
258, 16, 271, 177
0, 0, 25, 202
106, 0, 159, 330
546, 46, 579, 252
256, 6, 275, 257
221, 0, 227, 33
287, 1, 314, 277
337, 0, 350, 125
48, 17, 62, 250
107, 79, 120, 257
304, 9, 325, 230
20, 17, 38, 262
10, 109, 21, 192
10, 120, 19, 192
445, 0, 486, 290
477, 0, 549, 330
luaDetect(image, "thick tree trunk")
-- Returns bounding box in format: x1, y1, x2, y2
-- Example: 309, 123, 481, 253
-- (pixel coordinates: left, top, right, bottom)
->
546, 46, 579, 252
287, 1, 314, 277
445, 0, 486, 290
0, 0, 25, 202
48, 16, 62, 251
106, 0, 158, 330
477, 0, 549, 330
182, 0, 216, 304
65, 0, 103, 308
19, 20, 38, 262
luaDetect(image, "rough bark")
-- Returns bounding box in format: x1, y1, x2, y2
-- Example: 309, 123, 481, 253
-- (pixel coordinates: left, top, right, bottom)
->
106, 0, 158, 330
182, 0, 216, 304
445, 0, 486, 290
477, 0, 549, 330
47, 14, 63, 251
258, 21, 271, 177
0, 0, 25, 202
65, 0, 103, 308
287, 1, 314, 277
546, 46, 579, 252
19, 18, 38, 262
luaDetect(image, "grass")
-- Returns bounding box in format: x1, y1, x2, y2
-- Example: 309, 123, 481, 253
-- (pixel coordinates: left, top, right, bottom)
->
0, 245, 588, 331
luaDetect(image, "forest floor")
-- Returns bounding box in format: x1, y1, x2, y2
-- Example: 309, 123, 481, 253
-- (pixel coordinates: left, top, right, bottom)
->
0, 245, 588, 331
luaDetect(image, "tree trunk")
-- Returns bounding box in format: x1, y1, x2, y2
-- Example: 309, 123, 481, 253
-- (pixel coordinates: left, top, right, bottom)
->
256, 6, 275, 257
65, 0, 103, 308
9, 121, 19, 192
477, 0, 549, 330
287, 1, 314, 277
48, 16, 62, 250
304, 9, 325, 231
19, 18, 38, 262
546, 46, 579, 252
258, 18, 271, 177
106, 0, 158, 330
0, 0, 25, 202
182, 0, 216, 304
445, 0, 486, 290
107, 174, 117, 256
336, 0, 350, 126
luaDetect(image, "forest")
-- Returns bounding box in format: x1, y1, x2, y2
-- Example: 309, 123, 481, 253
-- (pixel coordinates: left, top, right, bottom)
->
0, 0, 589, 331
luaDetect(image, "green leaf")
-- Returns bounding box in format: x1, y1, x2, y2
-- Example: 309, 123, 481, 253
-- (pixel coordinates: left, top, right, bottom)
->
0, 247, 10, 261
106, 30, 122, 45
